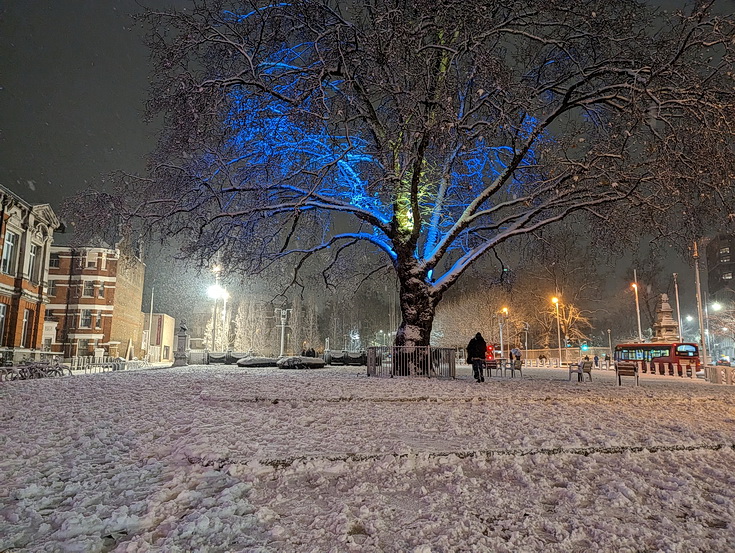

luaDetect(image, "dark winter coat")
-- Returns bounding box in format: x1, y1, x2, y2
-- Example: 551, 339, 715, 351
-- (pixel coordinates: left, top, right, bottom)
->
466, 333, 487, 361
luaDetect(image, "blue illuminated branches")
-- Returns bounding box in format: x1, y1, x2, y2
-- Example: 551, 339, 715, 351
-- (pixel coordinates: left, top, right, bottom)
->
105, 0, 735, 345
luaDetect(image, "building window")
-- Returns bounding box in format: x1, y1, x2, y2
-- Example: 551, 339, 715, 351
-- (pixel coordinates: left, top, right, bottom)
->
80, 309, 92, 328
48, 281, 57, 297
28, 244, 40, 282
86, 256, 97, 268
719, 247, 730, 255
49, 253, 60, 268
720, 255, 731, 263
99, 283, 105, 298
723, 272, 733, 281
1, 231, 19, 274
21, 309, 31, 348
78, 339, 89, 355
83, 281, 95, 297
95, 313, 103, 329
0, 304, 6, 346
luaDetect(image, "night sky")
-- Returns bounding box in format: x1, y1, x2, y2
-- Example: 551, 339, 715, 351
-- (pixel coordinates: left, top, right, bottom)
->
0, 0, 187, 209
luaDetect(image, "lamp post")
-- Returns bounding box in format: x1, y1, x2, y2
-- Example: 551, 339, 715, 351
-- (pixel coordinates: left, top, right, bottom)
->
552, 297, 562, 365
522, 322, 529, 352
501, 307, 509, 360
673, 273, 683, 342
631, 275, 643, 342
607, 329, 612, 363
707, 302, 722, 362
207, 283, 229, 351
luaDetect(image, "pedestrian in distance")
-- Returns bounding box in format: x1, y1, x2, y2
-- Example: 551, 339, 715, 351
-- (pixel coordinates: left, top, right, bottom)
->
594, 354, 599, 368
511, 346, 522, 361
467, 332, 487, 383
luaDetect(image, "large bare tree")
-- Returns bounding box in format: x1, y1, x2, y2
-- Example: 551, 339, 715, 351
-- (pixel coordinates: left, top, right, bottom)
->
67, 0, 735, 346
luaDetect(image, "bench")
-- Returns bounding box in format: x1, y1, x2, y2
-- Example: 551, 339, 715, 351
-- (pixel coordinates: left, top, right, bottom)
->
615, 362, 639, 386
568, 361, 592, 382
504, 359, 523, 378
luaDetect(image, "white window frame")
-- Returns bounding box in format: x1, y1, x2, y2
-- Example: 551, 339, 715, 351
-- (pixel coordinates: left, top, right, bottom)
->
83, 281, 95, 297
80, 309, 92, 328
21, 309, 31, 348
0, 304, 6, 346
1, 231, 19, 275
28, 244, 40, 282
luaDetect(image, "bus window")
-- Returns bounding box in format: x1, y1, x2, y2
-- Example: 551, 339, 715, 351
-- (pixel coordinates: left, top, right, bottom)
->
675, 344, 697, 357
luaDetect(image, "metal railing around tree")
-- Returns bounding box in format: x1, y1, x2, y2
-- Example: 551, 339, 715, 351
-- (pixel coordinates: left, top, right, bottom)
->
366, 346, 455, 379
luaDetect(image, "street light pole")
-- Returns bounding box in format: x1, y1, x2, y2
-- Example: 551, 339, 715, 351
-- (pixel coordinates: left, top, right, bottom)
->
552, 297, 562, 365
693, 240, 708, 365
501, 307, 509, 360
632, 269, 643, 342
673, 273, 683, 342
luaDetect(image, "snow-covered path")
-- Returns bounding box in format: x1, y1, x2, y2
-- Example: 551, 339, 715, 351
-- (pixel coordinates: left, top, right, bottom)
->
1, 365, 734, 552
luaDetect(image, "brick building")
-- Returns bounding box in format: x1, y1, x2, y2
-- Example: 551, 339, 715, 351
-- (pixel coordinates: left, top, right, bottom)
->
46, 241, 146, 359
0, 185, 62, 362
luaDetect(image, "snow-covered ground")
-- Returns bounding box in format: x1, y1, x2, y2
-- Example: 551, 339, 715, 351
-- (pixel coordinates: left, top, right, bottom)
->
1, 365, 734, 552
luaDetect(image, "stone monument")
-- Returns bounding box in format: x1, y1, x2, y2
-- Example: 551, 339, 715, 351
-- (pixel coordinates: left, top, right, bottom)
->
172, 320, 190, 367
652, 294, 680, 342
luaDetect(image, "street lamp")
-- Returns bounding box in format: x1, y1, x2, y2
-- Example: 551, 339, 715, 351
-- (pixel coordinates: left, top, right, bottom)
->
607, 329, 612, 361
500, 307, 509, 360
522, 322, 530, 352
707, 302, 722, 361
631, 282, 643, 342
552, 297, 562, 365
207, 283, 229, 351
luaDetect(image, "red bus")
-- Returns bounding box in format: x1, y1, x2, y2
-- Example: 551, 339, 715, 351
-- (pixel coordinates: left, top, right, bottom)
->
614, 342, 700, 376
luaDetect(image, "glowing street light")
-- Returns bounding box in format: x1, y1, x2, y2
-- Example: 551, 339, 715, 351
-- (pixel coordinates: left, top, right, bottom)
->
631, 282, 643, 342
207, 279, 229, 351
552, 297, 562, 365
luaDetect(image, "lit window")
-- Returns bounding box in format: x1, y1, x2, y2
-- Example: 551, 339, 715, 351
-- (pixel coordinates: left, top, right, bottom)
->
80, 310, 92, 328
719, 247, 730, 255
723, 272, 733, 281
1, 231, 19, 274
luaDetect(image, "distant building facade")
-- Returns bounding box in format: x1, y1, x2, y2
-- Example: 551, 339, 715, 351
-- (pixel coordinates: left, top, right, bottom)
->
706, 234, 735, 301
0, 185, 62, 361
46, 242, 146, 358
143, 312, 176, 362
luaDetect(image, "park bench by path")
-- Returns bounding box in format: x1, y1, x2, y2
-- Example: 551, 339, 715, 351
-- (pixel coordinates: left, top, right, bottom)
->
615, 362, 639, 386
568, 360, 593, 382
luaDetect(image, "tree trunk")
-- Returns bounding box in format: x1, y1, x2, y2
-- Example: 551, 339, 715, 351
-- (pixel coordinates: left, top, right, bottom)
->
394, 267, 438, 347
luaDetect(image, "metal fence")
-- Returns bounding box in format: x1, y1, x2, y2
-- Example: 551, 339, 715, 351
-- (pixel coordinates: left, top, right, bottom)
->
66, 356, 150, 374
367, 346, 456, 379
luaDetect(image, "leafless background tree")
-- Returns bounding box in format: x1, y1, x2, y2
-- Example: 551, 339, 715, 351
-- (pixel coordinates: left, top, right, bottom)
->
66, 0, 735, 346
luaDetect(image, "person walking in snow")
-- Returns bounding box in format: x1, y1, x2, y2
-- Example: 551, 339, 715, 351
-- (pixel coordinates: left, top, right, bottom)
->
466, 332, 487, 383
